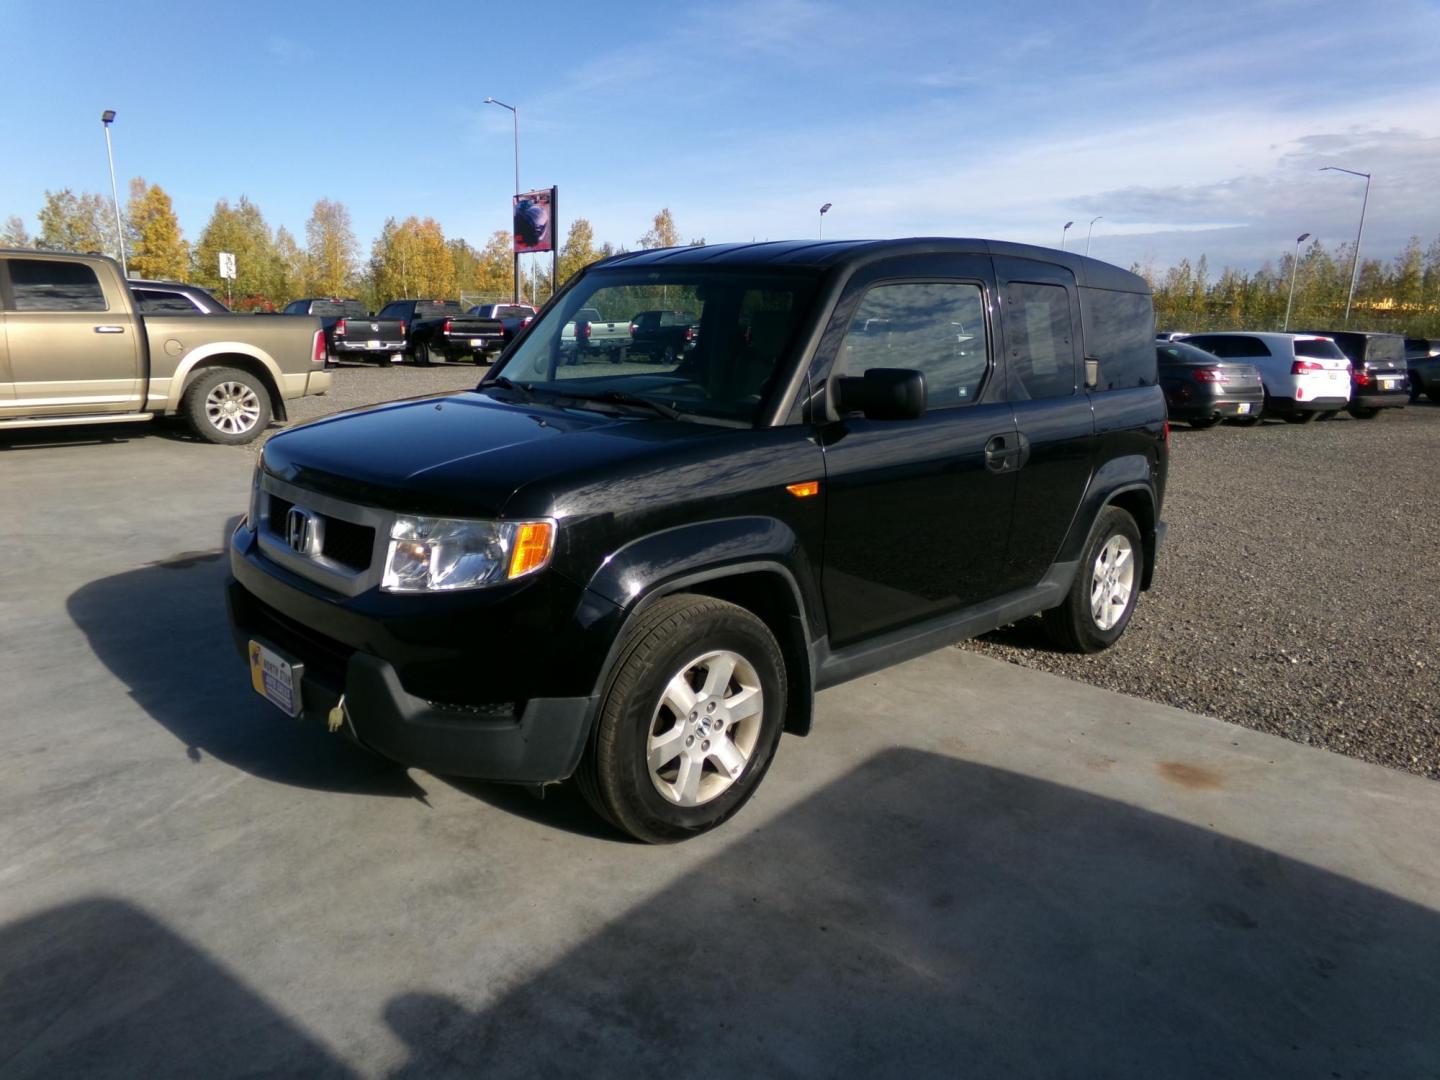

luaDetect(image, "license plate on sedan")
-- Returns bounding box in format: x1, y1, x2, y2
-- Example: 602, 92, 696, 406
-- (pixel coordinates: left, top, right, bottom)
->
248, 640, 301, 717
470, 338, 484, 347
1381, 378, 1395, 389
1236, 402, 1251, 414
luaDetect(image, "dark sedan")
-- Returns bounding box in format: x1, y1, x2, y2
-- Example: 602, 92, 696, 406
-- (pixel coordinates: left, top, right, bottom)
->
1158, 342, 1265, 427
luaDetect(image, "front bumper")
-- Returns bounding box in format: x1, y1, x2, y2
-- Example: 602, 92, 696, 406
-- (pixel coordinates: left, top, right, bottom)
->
226, 522, 618, 783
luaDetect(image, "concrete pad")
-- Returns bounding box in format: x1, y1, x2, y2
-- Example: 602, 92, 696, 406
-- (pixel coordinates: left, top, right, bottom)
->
1, 431, 1437, 1077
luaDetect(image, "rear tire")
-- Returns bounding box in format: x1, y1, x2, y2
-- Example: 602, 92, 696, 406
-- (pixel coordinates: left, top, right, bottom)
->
1283, 411, 1315, 424
1410, 376, 1422, 402
1042, 506, 1143, 654
576, 594, 786, 844
1189, 418, 1220, 429
1233, 415, 1262, 427
182, 367, 272, 445
413, 340, 432, 366
1348, 406, 1380, 419
1317, 410, 1340, 421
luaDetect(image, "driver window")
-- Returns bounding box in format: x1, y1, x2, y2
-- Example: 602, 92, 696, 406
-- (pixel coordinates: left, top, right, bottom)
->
836, 282, 989, 407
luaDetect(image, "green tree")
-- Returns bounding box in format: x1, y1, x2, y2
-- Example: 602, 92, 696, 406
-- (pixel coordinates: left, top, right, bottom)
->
557, 217, 598, 285
638, 208, 679, 249
192, 196, 283, 304
476, 230, 514, 296
125, 179, 189, 280
37, 189, 115, 256
2, 215, 32, 246
275, 226, 307, 304
305, 198, 358, 296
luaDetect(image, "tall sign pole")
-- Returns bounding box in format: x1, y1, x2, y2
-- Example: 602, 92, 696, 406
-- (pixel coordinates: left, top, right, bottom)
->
550, 186, 558, 301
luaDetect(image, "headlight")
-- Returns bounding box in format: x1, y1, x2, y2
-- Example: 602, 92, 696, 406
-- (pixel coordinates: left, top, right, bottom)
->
381, 515, 555, 592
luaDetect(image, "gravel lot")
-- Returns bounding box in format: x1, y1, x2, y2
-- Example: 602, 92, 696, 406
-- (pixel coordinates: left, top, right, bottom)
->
270, 367, 1439, 780
962, 403, 1440, 780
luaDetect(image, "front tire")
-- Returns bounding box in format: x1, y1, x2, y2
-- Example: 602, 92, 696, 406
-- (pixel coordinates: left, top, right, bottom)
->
577, 594, 786, 843
183, 367, 272, 445
1042, 507, 1142, 653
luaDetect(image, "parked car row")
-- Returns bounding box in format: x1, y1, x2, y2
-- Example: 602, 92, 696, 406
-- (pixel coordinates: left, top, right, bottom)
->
1157, 329, 1423, 427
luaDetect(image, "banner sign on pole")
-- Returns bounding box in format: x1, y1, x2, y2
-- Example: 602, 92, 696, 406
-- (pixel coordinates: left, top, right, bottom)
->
513, 188, 555, 253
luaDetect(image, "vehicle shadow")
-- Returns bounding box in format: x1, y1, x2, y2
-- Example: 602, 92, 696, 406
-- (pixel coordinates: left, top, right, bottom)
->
0, 898, 355, 1078
0, 418, 203, 451
382, 748, 1440, 1079
65, 521, 423, 798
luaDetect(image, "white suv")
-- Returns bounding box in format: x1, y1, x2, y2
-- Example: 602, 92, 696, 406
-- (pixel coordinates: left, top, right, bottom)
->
1180, 333, 1351, 424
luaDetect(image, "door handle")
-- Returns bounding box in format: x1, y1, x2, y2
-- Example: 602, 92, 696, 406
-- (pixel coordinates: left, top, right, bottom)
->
94, 325, 126, 334
984, 434, 1017, 473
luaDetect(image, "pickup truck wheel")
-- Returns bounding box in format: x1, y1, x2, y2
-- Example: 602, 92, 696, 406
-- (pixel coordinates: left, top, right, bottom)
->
413, 340, 432, 366
577, 594, 786, 844
183, 367, 272, 445
1042, 506, 1142, 653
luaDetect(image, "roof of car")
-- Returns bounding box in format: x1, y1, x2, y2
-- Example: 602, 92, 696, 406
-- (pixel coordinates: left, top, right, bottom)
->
1292, 328, 1403, 340
593, 238, 1149, 293
1186, 331, 1332, 341
129, 278, 214, 290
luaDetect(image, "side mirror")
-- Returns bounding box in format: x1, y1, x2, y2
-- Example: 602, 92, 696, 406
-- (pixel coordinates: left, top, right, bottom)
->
833, 367, 926, 421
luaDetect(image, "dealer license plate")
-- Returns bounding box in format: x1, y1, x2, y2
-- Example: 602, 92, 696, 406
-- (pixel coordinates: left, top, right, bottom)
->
248, 640, 300, 717
1236, 402, 1251, 414
366, 340, 383, 350
1381, 378, 1395, 389
470, 338, 484, 347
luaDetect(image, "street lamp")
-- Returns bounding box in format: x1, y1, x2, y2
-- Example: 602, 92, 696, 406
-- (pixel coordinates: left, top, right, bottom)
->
1320, 166, 1371, 325
99, 110, 128, 277
1061, 220, 1074, 251
1085, 215, 1102, 257
819, 202, 832, 239
1283, 231, 1311, 331
484, 96, 520, 303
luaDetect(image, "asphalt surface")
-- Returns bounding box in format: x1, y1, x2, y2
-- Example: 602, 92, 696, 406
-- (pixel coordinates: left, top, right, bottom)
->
1, 429, 1438, 1077
962, 401, 1440, 780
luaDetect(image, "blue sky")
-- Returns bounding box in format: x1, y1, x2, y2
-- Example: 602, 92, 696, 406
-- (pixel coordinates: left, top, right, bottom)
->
3, 0, 1438, 273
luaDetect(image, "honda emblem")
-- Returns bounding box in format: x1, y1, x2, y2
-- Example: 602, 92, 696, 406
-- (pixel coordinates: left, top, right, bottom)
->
285, 507, 322, 556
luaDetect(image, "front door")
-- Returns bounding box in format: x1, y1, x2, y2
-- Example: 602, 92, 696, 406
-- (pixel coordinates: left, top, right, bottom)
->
0, 256, 141, 418
815, 255, 1019, 649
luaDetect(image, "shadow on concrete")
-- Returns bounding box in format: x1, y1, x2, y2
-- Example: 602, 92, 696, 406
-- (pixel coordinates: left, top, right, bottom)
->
0, 898, 354, 1078
439, 776, 627, 843
0, 418, 206, 452
387, 749, 1440, 1078
65, 521, 423, 799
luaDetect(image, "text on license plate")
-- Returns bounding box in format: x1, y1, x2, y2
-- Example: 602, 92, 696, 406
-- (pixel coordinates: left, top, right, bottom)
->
1236, 402, 1250, 414
470, 338, 485, 347
248, 640, 300, 717
1380, 378, 1395, 389
366, 340, 383, 349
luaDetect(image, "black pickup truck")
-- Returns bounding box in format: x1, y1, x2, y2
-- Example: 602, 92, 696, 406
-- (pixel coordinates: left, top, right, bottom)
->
283, 298, 408, 364
629, 308, 700, 361
376, 299, 505, 364
468, 302, 537, 345
228, 238, 1167, 842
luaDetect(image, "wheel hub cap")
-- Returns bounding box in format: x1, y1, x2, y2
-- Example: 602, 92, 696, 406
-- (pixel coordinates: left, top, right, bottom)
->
1089, 534, 1136, 632
647, 649, 764, 807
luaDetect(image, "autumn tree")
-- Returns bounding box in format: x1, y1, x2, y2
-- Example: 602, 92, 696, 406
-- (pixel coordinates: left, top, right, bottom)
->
2, 215, 32, 246
37, 189, 116, 256
305, 198, 358, 296
275, 226, 307, 303
476, 230, 515, 296
125, 178, 189, 280
557, 217, 598, 285
191, 196, 284, 304
370, 216, 456, 300
638, 208, 679, 250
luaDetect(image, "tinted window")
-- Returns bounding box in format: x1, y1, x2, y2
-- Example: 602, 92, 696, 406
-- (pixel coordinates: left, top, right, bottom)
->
284, 300, 308, 314
1365, 336, 1404, 365
135, 289, 201, 314
837, 281, 989, 408
1185, 335, 1271, 359
7, 258, 108, 312
500, 306, 530, 319
1158, 342, 1221, 365
306, 301, 346, 316
415, 300, 463, 317
378, 302, 409, 318
1081, 287, 1154, 389
1003, 281, 1074, 399
575, 308, 603, 323
342, 301, 368, 318
1293, 338, 1346, 360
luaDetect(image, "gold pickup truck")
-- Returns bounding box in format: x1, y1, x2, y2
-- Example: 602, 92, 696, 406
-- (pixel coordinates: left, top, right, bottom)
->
0, 249, 331, 444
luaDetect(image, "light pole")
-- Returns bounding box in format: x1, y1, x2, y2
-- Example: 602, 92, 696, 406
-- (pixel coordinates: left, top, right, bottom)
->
818, 202, 832, 239
484, 97, 520, 303
1060, 220, 1074, 251
1283, 231, 1311, 331
99, 110, 128, 277
1085, 215, 1102, 256
1320, 166, 1371, 325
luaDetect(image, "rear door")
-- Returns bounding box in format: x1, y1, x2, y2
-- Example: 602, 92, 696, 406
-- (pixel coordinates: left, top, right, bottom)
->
815, 254, 1020, 647
0, 256, 141, 418
994, 257, 1095, 586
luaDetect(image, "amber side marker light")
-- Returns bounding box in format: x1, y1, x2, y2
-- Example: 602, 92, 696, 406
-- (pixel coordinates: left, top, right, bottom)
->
508, 521, 555, 578
786, 481, 821, 498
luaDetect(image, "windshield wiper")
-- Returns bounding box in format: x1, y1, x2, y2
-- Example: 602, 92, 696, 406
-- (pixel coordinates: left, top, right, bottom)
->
484, 375, 537, 401
574, 390, 682, 420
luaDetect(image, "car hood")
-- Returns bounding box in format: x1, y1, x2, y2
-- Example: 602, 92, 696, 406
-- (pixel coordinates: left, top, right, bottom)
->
261, 390, 704, 517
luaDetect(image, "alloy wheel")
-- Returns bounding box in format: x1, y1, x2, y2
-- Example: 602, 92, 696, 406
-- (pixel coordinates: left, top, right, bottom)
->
646, 649, 764, 807
1090, 534, 1135, 632
205, 381, 261, 435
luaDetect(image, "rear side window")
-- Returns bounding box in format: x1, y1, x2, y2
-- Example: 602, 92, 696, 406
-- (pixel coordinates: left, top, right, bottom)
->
837, 281, 990, 408
415, 301, 463, 317
135, 289, 200, 314
1186, 335, 1271, 359
284, 300, 309, 314
1003, 282, 1074, 399
1081, 288, 1154, 389
1293, 339, 1345, 360
342, 301, 369, 318
307, 301, 345, 316
378, 302, 409, 318
7, 258, 108, 312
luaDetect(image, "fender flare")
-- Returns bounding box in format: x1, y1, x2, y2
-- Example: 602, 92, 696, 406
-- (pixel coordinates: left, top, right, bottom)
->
162, 343, 288, 416
1059, 457, 1160, 587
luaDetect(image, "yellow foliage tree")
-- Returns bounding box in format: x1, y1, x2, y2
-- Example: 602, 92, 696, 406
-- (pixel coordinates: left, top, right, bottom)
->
126, 179, 189, 280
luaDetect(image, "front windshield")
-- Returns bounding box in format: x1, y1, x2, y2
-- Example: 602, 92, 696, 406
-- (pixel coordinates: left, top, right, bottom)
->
489, 268, 821, 425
